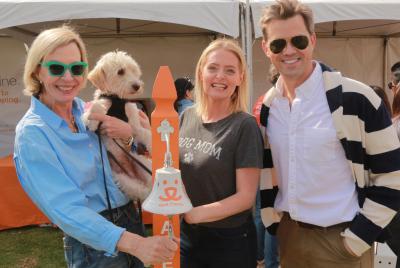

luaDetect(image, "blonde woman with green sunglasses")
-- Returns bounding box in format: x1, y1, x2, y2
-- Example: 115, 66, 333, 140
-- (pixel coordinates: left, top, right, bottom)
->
15, 25, 177, 268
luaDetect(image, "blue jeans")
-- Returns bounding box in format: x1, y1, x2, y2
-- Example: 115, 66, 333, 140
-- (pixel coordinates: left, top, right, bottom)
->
63, 202, 145, 268
180, 217, 257, 268
254, 191, 279, 268
264, 231, 279, 268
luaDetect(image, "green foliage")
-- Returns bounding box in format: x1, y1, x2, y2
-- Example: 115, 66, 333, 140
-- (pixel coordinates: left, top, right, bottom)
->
0, 226, 65, 268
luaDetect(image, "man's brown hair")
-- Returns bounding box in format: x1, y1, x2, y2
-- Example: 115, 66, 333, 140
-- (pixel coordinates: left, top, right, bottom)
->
260, 0, 314, 40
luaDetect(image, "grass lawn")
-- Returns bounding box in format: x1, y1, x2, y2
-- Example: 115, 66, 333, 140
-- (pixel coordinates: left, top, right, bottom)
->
0, 225, 65, 268
0, 225, 155, 268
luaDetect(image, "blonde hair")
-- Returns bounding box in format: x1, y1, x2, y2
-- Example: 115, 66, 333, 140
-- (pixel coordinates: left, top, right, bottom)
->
194, 38, 248, 116
260, 0, 314, 40
23, 25, 88, 96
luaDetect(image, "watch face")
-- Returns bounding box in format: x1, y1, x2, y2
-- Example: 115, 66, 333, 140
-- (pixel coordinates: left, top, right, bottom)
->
122, 136, 134, 146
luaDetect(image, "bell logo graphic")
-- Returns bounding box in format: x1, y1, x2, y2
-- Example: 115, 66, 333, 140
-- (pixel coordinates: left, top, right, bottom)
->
142, 166, 193, 215
159, 179, 182, 201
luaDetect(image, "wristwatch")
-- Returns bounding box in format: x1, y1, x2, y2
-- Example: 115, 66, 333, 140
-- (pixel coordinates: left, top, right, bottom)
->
122, 135, 134, 147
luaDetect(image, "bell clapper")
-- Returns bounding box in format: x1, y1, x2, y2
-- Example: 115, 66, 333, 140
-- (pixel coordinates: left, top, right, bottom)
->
167, 215, 174, 239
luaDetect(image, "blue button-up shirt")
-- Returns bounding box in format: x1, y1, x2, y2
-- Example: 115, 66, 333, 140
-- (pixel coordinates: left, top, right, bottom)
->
13, 97, 130, 254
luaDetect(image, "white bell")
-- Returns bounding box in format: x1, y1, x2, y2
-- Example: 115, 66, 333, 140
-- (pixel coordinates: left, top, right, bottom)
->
142, 166, 192, 215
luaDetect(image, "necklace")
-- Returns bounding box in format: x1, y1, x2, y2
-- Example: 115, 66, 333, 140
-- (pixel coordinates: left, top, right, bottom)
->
69, 116, 78, 133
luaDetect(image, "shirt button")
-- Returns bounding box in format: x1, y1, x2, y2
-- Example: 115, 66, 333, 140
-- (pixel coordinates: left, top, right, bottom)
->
89, 143, 93, 148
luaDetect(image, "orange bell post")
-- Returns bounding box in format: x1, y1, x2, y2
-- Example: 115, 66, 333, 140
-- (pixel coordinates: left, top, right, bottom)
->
150, 66, 182, 268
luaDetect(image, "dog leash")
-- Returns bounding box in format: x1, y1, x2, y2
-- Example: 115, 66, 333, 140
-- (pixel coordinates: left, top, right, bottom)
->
104, 142, 145, 222
112, 138, 152, 175
96, 127, 115, 224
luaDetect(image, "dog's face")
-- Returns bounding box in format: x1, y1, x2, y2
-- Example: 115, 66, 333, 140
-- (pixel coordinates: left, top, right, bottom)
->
88, 51, 143, 99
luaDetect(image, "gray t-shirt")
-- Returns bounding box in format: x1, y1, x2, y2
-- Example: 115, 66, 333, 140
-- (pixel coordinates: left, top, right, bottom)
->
179, 108, 263, 228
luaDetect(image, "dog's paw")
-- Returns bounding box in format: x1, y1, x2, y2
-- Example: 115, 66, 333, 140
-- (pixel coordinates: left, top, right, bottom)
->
81, 111, 100, 131
87, 120, 100, 131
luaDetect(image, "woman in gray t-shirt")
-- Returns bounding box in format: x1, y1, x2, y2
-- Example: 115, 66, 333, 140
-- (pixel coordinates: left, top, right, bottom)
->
179, 38, 264, 268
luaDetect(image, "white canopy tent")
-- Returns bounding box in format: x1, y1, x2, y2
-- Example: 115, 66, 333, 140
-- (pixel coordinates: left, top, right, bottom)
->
249, 0, 400, 104
0, 0, 241, 37
0, 0, 244, 158
251, 0, 400, 39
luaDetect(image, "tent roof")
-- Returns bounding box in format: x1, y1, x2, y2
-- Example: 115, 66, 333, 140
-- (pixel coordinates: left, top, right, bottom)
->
0, 0, 241, 37
251, 0, 400, 38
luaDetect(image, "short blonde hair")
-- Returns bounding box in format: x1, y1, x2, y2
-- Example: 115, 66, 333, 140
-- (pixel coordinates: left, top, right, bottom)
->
23, 25, 88, 96
260, 0, 314, 40
194, 38, 248, 116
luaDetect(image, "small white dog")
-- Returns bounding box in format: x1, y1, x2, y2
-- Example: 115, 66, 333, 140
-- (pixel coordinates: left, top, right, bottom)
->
82, 51, 152, 201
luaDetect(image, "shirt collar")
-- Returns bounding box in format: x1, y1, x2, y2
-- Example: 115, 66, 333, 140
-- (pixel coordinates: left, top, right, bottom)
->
31, 96, 83, 130
275, 61, 323, 100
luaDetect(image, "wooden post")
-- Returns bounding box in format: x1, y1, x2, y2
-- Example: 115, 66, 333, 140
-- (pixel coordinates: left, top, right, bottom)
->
151, 66, 180, 268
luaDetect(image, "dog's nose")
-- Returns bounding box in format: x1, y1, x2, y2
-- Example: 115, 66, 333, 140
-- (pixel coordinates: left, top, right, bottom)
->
132, 83, 140, 92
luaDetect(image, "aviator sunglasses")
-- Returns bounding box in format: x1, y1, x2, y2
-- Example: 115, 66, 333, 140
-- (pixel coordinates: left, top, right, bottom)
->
41, 61, 88, 77
269, 35, 309, 54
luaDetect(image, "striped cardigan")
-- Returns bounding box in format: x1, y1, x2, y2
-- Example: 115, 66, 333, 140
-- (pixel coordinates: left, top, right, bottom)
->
259, 63, 400, 256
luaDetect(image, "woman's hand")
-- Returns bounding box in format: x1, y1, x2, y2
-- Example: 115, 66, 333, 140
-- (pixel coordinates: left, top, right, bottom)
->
183, 207, 201, 224
138, 110, 151, 130
88, 113, 132, 140
117, 231, 178, 266
183, 168, 260, 224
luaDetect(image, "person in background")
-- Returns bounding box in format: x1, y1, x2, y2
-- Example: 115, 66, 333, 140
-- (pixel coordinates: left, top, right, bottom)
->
14, 25, 177, 268
174, 77, 194, 115
257, 0, 400, 267
392, 89, 400, 139
389, 61, 400, 96
178, 38, 264, 268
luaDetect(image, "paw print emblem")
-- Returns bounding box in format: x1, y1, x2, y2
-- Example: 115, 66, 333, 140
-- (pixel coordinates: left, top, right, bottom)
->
184, 152, 193, 164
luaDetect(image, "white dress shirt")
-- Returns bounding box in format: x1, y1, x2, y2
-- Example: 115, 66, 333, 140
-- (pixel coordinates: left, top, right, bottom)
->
267, 62, 359, 227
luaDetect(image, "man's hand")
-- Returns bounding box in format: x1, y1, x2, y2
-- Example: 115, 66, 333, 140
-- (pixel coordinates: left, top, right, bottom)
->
342, 237, 359, 257
117, 232, 178, 266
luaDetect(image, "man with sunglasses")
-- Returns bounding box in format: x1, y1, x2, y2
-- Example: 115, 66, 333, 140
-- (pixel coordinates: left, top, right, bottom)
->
257, 0, 400, 267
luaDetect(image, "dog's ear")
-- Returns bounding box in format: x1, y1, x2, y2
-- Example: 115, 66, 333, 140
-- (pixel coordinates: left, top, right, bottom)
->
88, 66, 108, 91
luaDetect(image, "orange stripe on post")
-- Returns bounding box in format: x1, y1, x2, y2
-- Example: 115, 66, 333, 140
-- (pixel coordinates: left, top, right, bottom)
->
151, 66, 180, 268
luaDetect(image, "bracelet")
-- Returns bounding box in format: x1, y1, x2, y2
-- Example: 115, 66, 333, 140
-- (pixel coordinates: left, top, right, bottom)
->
122, 135, 134, 147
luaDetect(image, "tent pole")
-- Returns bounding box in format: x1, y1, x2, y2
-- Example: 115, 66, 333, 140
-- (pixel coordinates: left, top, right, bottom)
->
384, 37, 390, 103
240, 3, 246, 50
245, 0, 254, 110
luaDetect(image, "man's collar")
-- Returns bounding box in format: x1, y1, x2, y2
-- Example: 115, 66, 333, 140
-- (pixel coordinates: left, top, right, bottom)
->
296, 61, 322, 99
275, 61, 322, 100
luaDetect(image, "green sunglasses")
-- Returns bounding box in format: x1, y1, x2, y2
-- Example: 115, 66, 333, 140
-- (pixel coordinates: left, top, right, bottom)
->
41, 61, 88, 77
